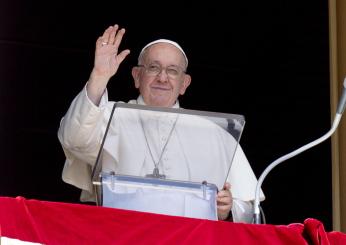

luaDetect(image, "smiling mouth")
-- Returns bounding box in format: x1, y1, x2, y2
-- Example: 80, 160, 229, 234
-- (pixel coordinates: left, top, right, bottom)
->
151, 86, 170, 91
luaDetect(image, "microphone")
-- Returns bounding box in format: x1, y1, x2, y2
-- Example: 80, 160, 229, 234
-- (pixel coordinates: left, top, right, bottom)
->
253, 77, 346, 224
337, 77, 346, 114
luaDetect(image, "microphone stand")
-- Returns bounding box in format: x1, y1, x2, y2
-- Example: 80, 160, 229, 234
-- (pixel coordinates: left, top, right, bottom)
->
253, 78, 346, 224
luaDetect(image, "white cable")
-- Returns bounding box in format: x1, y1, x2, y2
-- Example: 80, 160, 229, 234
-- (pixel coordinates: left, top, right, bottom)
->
253, 113, 342, 224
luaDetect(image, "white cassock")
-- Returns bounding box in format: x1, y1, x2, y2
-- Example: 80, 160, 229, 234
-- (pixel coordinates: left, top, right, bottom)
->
58, 84, 265, 223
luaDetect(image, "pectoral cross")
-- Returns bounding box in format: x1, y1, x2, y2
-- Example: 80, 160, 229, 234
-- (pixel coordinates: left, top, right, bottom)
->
146, 167, 166, 179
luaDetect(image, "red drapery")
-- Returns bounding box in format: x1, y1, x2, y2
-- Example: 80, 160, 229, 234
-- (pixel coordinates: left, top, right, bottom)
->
0, 197, 345, 245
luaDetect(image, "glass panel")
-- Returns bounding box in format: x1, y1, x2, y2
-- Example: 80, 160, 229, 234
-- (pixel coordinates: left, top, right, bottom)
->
92, 102, 245, 191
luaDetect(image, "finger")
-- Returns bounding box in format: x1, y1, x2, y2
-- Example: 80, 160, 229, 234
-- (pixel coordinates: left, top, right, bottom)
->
217, 196, 232, 205
107, 24, 119, 46
116, 49, 131, 64
217, 204, 232, 214
101, 26, 113, 44
96, 36, 107, 48
113, 28, 126, 50
217, 189, 231, 198
223, 182, 231, 190
218, 203, 232, 210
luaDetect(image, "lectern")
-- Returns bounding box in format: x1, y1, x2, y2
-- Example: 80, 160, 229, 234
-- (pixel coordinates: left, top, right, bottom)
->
91, 103, 245, 220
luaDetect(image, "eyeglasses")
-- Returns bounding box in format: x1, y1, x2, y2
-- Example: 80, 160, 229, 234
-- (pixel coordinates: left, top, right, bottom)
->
138, 63, 185, 79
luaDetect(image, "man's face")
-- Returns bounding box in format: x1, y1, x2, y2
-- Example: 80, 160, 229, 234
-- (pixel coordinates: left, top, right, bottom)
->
132, 43, 191, 107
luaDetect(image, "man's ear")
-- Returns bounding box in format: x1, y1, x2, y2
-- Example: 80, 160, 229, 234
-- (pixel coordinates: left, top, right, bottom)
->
179, 74, 191, 95
132, 67, 140, 88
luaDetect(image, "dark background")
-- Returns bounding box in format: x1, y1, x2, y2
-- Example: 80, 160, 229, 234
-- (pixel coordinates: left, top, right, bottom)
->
0, 1, 332, 229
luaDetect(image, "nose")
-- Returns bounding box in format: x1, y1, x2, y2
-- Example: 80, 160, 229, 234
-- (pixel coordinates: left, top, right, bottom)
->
157, 68, 169, 82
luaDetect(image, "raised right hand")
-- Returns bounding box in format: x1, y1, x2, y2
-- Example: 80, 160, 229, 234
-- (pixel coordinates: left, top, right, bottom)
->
88, 24, 130, 105
92, 24, 130, 80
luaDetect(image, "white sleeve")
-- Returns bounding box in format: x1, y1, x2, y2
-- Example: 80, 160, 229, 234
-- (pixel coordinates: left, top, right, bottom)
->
227, 145, 265, 223
58, 84, 110, 158
58, 84, 112, 200
228, 145, 265, 202
231, 199, 254, 223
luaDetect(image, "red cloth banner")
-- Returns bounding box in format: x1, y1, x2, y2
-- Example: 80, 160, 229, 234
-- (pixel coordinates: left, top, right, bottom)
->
0, 197, 345, 245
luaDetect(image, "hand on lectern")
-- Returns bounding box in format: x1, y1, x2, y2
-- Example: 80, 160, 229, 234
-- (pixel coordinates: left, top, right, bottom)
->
217, 182, 233, 220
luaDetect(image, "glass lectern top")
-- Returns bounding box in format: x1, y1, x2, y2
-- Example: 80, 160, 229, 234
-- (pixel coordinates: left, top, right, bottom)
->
92, 102, 245, 191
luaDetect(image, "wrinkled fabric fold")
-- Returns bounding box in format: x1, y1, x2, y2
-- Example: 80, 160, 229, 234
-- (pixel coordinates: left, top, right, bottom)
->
1, 197, 345, 245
